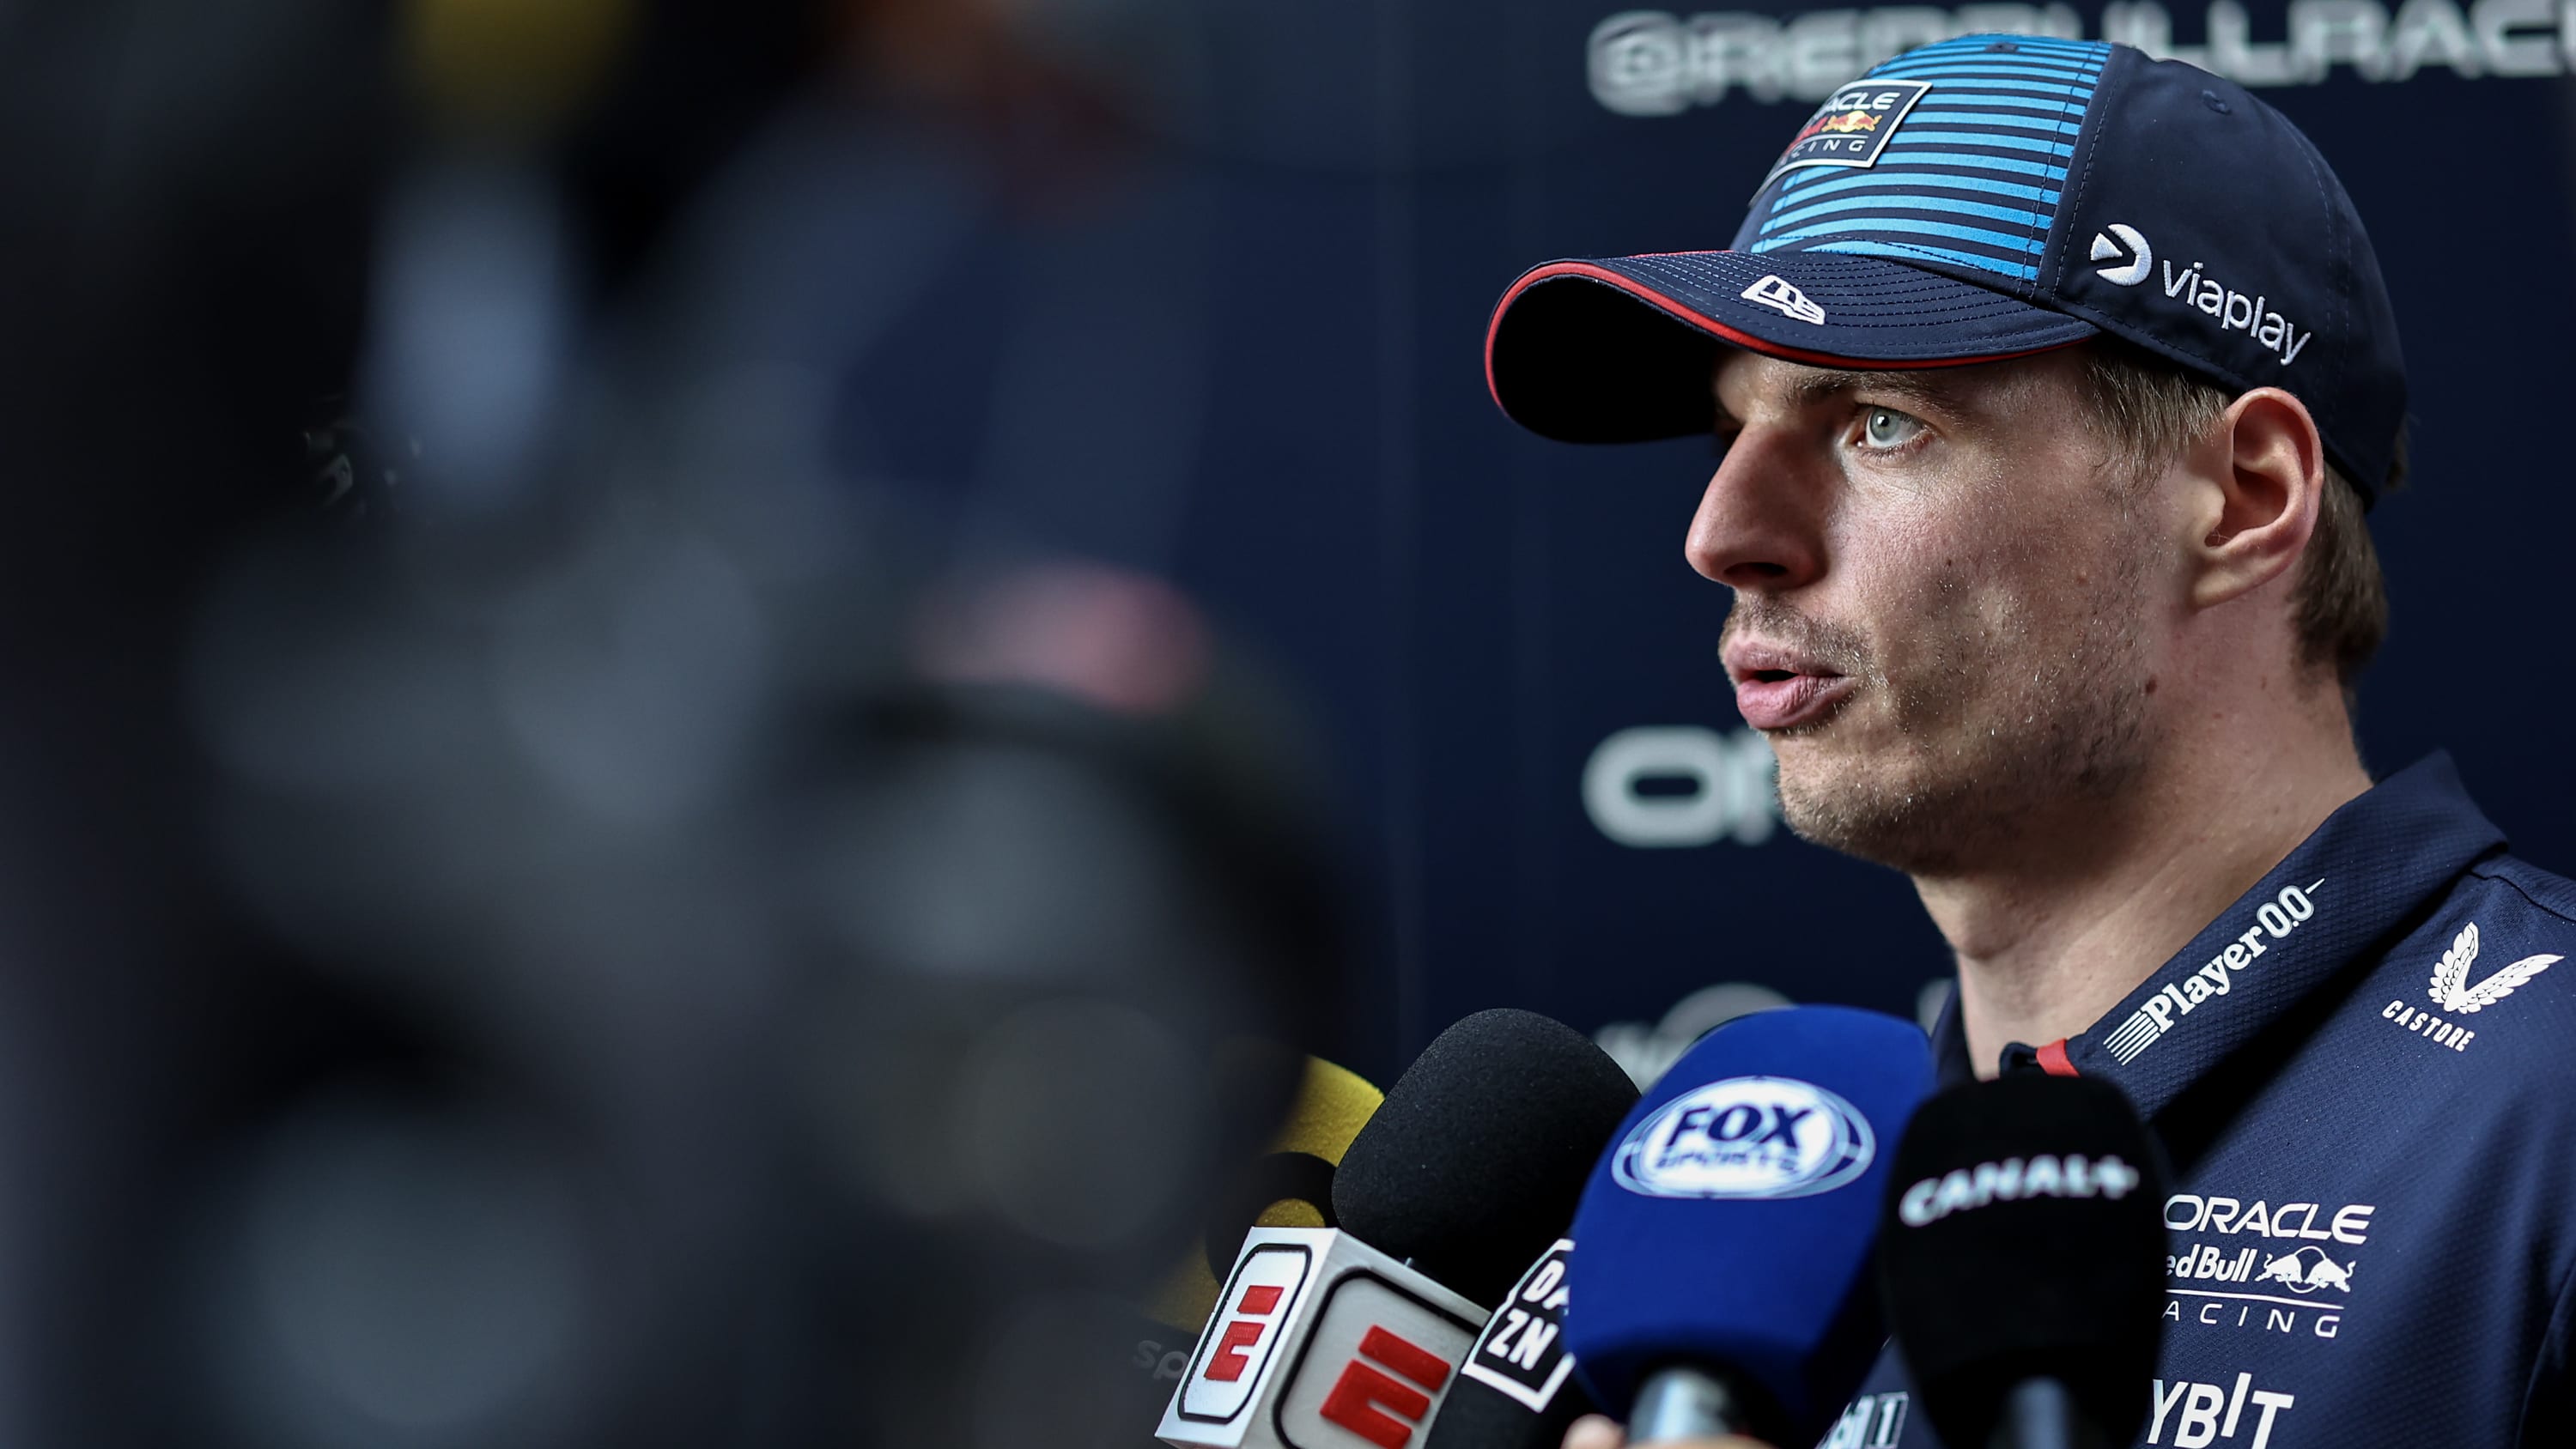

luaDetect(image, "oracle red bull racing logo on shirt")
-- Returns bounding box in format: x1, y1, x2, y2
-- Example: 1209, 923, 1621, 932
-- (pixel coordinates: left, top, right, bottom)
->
2104, 881, 2323, 1064
2165, 1191, 2373, 1342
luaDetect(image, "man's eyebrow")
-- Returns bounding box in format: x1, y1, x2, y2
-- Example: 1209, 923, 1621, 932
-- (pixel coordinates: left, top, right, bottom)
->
1711, 364, 1973, 433
1784, 367, 1963, 412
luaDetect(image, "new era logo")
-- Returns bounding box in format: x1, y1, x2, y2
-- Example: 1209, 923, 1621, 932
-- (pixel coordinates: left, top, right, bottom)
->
1741, 276, 1825, 325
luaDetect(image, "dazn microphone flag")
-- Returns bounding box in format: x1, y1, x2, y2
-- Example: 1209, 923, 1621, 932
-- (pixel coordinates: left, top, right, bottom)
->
1158, 1010, 1637, 1449
1420, 1237, 1601, 1449
1565, 1004, 1934, 1446
1878, 1074, 2169, 1449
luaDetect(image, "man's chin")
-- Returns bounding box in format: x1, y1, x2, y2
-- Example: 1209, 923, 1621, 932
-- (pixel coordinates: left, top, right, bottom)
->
1771, 749, 1979, 876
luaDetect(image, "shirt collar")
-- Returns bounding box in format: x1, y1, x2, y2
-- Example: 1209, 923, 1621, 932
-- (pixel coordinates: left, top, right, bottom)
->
1925, 753, 2506, 1118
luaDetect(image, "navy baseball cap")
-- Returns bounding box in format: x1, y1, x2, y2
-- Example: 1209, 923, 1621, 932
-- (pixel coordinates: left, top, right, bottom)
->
1485, 35, 2407, 498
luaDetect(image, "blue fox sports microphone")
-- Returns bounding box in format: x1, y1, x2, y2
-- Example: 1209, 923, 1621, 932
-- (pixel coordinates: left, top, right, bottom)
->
1565, 1005, 1935, 1446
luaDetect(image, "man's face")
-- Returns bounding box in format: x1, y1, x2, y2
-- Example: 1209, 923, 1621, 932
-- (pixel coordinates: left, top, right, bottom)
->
1698, 345, 2172, 876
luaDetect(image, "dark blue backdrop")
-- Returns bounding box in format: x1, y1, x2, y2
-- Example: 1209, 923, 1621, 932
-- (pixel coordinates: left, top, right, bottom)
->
799, 0, 2576, 1086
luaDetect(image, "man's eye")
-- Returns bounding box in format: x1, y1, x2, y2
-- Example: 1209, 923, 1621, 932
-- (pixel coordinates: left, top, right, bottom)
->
1860, 407, 1925, 450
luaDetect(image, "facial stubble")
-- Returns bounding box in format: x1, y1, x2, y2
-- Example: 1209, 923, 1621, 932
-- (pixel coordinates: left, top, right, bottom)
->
1743, 487, 2160, 878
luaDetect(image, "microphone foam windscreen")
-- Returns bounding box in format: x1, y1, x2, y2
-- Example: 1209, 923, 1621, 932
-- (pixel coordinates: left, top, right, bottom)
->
1564, 1005, 1935, 1445
1332, 1009, 1639, 1307
1878, 1074, 2168, 1449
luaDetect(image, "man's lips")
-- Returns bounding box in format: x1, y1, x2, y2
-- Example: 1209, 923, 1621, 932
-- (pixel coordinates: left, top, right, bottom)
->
1733, 671, 1855, 730
1723, 642, 1853, 731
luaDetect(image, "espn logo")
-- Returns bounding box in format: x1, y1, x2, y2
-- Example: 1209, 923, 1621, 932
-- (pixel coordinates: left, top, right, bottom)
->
1180, 1243, 1315, 1423
1206, 1285, 1289, 1382
1316, 1327, 1452, 1449
1158, 1228, 1483, 1449
1276, 1270, 1476, 1449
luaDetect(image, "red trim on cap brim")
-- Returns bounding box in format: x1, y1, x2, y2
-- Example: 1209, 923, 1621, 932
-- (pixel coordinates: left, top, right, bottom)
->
1483, 258, 2086, 418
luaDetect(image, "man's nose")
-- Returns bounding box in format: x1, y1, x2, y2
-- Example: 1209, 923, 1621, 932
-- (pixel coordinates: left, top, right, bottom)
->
1684, 427, 1826, 591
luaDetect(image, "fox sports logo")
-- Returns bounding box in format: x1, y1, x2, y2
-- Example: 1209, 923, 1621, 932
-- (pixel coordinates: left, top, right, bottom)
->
1613, 1076, 1874, 1199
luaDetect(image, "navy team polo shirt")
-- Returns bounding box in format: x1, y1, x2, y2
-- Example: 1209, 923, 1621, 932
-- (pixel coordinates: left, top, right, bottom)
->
1827, 753, 2576, 1448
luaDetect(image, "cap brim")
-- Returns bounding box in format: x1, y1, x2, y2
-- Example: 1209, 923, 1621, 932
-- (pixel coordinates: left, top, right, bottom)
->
1485, 250, 2099, 444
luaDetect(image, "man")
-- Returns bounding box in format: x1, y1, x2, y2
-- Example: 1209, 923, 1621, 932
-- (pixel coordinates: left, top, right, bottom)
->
1485, 33, 2576, 1449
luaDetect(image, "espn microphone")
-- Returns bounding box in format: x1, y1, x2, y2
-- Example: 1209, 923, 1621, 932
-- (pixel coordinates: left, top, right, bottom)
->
1877, 1074, 2167, 1449
1565, 1005, 1935, 1446
1132, 1054, 1386, 1412
1157, 1009, 1637, 1449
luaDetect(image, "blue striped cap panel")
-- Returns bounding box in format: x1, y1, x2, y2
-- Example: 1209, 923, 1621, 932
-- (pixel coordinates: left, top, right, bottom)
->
1732, 36, 2110, 289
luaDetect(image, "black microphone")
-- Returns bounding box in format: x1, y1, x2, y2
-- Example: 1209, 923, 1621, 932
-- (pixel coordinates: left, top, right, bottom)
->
1347, 1013, 1637, 1449
1877, 1074, 2169, 1449
1331, 1008, 1642, 1307
1156, 1009, 1637, 1449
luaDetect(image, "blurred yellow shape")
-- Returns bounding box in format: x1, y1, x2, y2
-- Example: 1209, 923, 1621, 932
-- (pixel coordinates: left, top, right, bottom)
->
1143, 1057, 1382, 1332
405, 0, 634, 138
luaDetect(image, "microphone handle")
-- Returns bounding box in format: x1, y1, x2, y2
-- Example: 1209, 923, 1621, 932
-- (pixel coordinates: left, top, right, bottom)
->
1989, 1376, 2104, 1449
1629, 1366, 1755, 1444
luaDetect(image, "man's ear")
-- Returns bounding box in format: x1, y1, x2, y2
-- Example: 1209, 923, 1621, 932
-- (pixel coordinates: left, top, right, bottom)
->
2184, 386, 2325, 612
